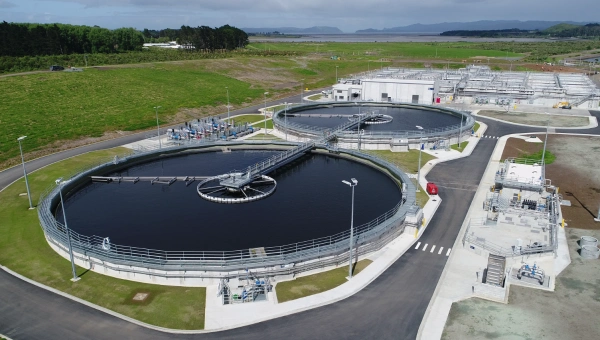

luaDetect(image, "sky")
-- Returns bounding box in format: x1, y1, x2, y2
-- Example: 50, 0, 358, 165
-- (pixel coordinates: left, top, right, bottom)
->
1, 0, 599, 32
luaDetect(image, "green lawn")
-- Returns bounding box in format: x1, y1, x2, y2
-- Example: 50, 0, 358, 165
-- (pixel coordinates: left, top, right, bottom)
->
473, 122, 481, 133
252, 119, 273, 129
246, 134, 283, 141
307, 94, 323, 100
450, 141, 469, 152
248, 42, 522, 59
364, 150, 437, 207
365, 149, 436, 174
232, 114, 268, 124
0, 63, 265, 168
276, 259, 372, 303
0, 147, 206, 329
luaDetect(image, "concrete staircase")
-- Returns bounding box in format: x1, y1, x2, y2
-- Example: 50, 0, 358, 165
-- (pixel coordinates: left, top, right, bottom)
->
485, 254, 506, 287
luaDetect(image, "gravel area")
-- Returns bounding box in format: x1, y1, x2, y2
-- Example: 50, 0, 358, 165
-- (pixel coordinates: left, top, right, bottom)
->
478, 110, 590, 127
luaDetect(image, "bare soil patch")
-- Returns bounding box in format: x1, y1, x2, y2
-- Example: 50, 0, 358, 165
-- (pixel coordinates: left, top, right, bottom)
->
478, 110, 589, 127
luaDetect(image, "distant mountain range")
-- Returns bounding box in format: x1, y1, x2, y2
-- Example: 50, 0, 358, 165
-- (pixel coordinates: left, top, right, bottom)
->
242, 26, 343, 34
355, 20, 593, 33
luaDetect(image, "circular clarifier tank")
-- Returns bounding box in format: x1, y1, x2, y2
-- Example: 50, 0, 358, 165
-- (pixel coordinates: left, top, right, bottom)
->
283, 105, 462, 132
59, 150, 402, 252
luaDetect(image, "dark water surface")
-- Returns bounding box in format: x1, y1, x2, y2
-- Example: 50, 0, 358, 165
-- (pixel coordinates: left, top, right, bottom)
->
61, 151, 402, 252
286, 106, 461, 131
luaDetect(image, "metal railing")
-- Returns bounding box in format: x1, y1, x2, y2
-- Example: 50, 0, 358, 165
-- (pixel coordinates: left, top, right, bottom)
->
37, 140, 416, 277
272, 102, 475, 141
463, 193, 561, 258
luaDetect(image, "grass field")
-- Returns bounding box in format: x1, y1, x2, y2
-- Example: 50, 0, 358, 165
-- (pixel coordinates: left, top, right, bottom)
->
0, 42, 528, 169
252, 119, 273, 129
0, 63, 267, 167
248, 42, 522, 59
0, 148, 206, 329
276, 260, 372, 303
232, 114, 267, 124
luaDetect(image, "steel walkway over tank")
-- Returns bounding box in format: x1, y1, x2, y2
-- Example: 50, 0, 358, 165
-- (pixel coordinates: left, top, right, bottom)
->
218, 112, 380, 190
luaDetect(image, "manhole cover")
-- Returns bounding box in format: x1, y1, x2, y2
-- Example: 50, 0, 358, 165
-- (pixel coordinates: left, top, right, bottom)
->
132, 292, 149, 301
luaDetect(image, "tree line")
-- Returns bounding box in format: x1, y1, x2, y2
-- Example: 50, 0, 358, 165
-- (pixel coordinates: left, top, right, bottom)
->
0, 22, 249, 58
0, 22, 144, 57
440, 23, 600, 39
143, 25, 249, 51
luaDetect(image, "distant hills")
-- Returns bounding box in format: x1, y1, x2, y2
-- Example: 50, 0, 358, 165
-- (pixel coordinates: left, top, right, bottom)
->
356, 20, 594, 33
242, 26, 343, 34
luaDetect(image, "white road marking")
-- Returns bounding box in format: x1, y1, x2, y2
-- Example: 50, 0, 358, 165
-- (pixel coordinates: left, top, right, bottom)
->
446, 248, 452, 256
415, 242, 421, 250
422, 244, 428, 251
438, 247, 444, 255
430, 245, 436, 253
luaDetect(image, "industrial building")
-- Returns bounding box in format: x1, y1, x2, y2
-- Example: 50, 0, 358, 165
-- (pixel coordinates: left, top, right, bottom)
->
332, 65, 600, 109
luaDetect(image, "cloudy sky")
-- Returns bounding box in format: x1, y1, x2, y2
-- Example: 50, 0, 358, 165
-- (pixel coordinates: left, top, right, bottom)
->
0, 0, 598, 32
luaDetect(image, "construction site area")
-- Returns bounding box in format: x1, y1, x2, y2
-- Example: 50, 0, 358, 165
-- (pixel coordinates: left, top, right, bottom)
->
332, 65, 600, 110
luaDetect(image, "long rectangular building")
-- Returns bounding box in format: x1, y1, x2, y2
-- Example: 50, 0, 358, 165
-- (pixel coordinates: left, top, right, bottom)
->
332, 65, 600, 109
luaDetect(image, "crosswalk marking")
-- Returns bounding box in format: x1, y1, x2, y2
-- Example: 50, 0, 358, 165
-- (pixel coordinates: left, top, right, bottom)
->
415, 243, 450, 256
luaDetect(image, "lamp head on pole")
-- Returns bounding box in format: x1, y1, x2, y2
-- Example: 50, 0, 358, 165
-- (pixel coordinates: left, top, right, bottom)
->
154, 106, 161, 110
342, 178, 358, 187
55, 177, 63, 186
17, 136, 27, 141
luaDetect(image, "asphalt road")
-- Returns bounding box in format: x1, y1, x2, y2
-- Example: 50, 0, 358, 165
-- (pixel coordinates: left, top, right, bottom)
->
1, 109, 597, 340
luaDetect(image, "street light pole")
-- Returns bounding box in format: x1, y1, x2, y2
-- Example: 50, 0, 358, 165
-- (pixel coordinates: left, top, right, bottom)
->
417, 136, 424, 192
342, 178, 358, 278
17, 136, 33, 209
56, 178, 80, 282
226, 87, 230, 125
300, 79, 304, 105
459, 113, 464, 150
153, 106, 162, 149
284, 102, 288, 141
264, 92, 269, 136
335, 66, 338, 84
541, 120, 549, 183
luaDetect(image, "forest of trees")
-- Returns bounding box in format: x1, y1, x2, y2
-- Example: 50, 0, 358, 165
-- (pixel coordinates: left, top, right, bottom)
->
0, 22, 145, 56
440, 23, 600, 38
0, 22, 249, 58
142, 25, 249, 51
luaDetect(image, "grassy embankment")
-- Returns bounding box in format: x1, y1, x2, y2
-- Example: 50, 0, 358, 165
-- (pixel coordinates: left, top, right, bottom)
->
1, 42, 524, 169
276, 259, 372, 303
0, 148, 206, 329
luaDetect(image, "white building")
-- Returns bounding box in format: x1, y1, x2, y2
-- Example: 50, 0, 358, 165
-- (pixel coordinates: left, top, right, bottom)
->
331, 65, 600, 109
361, 78, 435, 104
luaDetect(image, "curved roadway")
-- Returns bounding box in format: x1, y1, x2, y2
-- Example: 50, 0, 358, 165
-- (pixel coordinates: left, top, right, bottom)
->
1, 107, 599, 340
